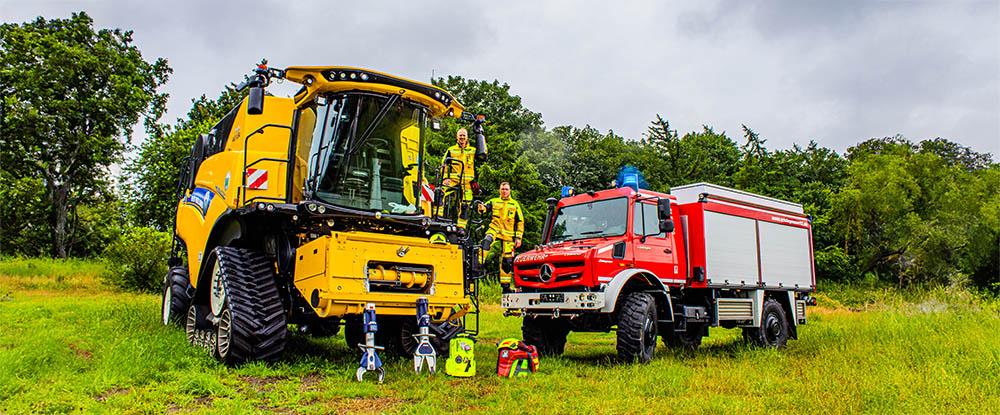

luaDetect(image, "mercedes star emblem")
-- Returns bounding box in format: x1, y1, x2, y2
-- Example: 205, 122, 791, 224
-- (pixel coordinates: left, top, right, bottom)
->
539, 263, 554, 283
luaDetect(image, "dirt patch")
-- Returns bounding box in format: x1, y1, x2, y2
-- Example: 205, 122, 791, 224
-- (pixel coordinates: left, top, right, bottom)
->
66, 341, 92, 359
298, 374, 323, 391
165, 396, 215, 414
328, 396, 408, 414
93, 387, 130, 402
239, 375, 287, 393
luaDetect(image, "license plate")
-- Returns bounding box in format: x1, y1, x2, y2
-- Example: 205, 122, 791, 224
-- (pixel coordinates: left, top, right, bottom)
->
540, 293, 564, 303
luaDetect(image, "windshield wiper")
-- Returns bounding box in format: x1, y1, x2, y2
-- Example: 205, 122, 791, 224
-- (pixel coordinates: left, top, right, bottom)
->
348, 94, 400, 154
579, 230, 604, 235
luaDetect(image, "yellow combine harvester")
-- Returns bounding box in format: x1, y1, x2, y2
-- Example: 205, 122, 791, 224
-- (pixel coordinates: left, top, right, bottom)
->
160, 64, 485, 364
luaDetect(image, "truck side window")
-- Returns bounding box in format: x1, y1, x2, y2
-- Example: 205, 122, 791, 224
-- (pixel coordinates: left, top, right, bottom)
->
633, 203, 666, 238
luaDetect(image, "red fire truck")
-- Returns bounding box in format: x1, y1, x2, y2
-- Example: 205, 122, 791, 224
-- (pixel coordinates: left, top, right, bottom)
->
501, 181, 816, 362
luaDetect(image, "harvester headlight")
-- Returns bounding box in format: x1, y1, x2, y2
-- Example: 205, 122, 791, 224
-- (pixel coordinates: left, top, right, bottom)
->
317, 205, 327, 214
326, 219, 335, 227
307, 203, 317, 212
360, 73, 369, 81
350, 73, 356, 80
266, 204, 275, 212
340, 72, 346, 79
257, 202, 265, 210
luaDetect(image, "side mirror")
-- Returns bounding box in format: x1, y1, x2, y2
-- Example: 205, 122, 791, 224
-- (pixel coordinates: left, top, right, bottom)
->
657, 198, 672, 220
659, 219, 674, 234
247, 86, 265, 115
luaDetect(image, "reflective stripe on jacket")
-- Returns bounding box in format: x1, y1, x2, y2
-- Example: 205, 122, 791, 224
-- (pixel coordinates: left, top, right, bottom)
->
444, 144, 476, 187
487, 197, 524, 241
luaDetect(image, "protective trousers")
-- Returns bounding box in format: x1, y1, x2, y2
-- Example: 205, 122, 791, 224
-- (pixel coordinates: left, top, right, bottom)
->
479, 233, 516, 285
434, 188, 472, 229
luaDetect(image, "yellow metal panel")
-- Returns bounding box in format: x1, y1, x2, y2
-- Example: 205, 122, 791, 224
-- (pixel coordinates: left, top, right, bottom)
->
292, 231, 470, 319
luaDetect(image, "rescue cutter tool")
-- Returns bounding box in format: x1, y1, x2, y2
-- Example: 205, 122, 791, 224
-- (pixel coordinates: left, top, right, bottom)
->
413, 297, 437, 374
356, 303, 385, 383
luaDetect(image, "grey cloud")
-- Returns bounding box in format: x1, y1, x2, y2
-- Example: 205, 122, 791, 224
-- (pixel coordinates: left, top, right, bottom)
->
4, 0, 997, 158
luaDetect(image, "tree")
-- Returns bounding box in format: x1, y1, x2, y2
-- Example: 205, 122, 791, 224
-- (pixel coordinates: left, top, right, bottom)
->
1, 12, 170, 258
126, 85, 246, 230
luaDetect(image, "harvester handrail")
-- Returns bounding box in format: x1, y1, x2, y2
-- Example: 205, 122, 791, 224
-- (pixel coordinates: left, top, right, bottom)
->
241, 123, 293, 206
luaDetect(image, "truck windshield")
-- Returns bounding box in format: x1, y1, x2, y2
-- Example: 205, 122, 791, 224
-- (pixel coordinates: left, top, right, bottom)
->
302, 93, 425, 214
548, 197, 628, 242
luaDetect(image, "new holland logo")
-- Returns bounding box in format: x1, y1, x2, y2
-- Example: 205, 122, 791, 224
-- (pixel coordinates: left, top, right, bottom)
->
246, 169, 268, 190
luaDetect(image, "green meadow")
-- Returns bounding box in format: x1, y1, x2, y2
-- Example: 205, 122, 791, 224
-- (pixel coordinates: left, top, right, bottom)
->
2, 257, 998, 414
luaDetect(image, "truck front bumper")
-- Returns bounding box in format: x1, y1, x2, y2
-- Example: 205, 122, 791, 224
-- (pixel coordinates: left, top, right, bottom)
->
501, 291, 605, 315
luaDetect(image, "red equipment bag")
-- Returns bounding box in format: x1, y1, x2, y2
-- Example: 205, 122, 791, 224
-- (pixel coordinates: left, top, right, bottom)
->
496, 338, 539, 377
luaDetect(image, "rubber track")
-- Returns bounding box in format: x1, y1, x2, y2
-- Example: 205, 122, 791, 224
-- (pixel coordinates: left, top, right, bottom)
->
165, 266, 191, 326
616, 292, 657, 363
216, 247, 288, 364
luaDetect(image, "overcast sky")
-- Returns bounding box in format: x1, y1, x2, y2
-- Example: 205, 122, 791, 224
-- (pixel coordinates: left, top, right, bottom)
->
5, 0, 999, 158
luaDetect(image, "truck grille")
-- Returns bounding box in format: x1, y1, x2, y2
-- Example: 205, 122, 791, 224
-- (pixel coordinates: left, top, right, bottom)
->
516, 261, 585, 284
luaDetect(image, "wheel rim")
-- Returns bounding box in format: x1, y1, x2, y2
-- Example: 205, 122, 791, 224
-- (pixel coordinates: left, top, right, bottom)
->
162, 284, 172, 325
210, 260, 226, 316
764, 313, 781, 345
642, 315, 656, 356
217, 309, 232, 359
185, 305, 197, 343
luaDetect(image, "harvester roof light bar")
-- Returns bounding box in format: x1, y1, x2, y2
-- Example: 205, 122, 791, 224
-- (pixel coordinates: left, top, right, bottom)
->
321, 69, 453, 107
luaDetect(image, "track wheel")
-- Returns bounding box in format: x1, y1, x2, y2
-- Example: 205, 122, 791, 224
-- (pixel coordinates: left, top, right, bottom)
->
210, 247, 288, 365
522, 315, 570, 356
162, 266, 192, 326
616, 292, 658, 363
742, 298, 789, 349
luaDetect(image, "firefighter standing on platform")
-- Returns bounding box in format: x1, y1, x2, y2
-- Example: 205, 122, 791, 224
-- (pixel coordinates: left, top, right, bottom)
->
441, 128, 478, 228
478, 182, 524, 292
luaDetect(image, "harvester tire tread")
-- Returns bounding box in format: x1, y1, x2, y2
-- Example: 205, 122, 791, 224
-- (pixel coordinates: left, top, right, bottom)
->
162, 266, 191, 326
213, 247, 288, 365
616, 292, 658, 363
522, 315, 570, 356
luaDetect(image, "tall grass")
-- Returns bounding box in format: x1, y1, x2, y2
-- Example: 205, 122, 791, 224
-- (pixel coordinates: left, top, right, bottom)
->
2, 258, 998, 414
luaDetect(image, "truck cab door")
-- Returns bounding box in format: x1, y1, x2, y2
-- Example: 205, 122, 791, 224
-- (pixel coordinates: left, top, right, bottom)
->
632, 202, 679, 283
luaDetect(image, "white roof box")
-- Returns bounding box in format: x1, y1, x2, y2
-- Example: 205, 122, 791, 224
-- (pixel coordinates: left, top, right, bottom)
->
670, 182, 803, 214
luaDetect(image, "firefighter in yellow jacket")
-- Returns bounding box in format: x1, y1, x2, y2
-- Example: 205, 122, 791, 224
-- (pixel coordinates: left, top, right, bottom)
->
441, 128, 477, 228
478, 182, 524, 291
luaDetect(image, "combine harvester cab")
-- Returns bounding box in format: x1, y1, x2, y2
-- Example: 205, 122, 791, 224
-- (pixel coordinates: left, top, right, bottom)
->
502, 177, 816, 363
160, 64, 485, 364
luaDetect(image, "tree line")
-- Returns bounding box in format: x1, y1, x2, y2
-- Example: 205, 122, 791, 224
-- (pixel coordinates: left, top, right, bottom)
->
2, 13, 997, 293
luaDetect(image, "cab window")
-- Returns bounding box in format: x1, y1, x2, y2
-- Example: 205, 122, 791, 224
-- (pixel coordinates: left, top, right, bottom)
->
633, 202, 665, 238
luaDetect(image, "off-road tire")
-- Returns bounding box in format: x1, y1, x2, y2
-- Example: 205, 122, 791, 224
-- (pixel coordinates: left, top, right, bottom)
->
162, 266, 192, 326
617, 292, 658, 363
344, 315, 363, 349
522, 315, 570, 356
400, 317, 451, 357
343, 315, 407, 358
662, 323, 704, 350
742, 298, 789, 349
212, 247, 288, 365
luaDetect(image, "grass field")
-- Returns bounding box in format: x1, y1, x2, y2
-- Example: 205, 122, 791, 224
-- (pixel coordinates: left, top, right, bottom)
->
2, 257, 998, 414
